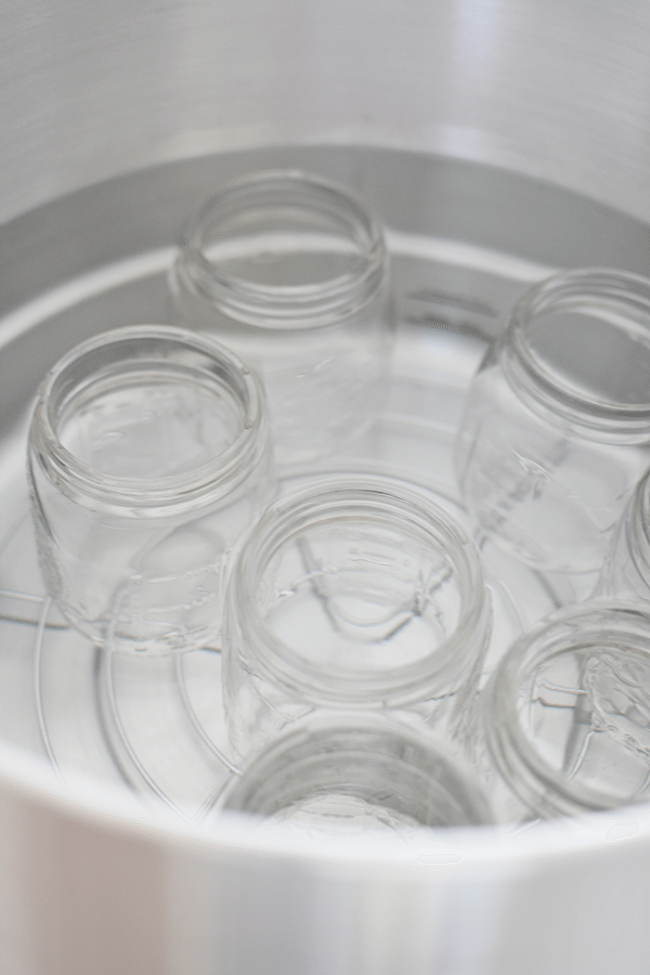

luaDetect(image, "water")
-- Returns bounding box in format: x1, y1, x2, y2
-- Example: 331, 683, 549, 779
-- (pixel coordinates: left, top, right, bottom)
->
2, 146, 637, 823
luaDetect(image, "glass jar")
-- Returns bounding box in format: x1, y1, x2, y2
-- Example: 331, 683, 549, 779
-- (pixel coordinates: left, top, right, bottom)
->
221, 712, 492, 833
169, 170, 394, 466
222, 474, 491, 759
28, 324, 276, 655
455, 269, 650, 573
482, 602, 650, 819
599, 467, 650, 601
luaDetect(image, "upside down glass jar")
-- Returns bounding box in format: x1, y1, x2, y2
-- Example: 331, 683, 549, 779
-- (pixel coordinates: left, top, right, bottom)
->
28, 325, 276, 655
169, 169, 394, 466
481, 602, 650, 821
221, 712, 493, 834
222, 475, 492, 760
455, 269, 650, 574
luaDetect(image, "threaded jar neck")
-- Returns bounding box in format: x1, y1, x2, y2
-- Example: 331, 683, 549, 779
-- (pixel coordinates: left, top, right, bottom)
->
172, 170, 389, 329
29, 325, 269, 514
500, 268, 650, 442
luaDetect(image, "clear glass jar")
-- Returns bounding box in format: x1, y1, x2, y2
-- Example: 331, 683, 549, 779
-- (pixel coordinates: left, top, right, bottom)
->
169, 170, 394, 466
455, 269, 650, 573
221, 712, 492, 832
28, 324, 276, 655
222, 474, 491, 759
482, 602, 650, 819
599, 467, 650, 601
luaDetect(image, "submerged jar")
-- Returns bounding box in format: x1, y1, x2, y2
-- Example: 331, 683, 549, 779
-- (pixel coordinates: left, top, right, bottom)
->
455, 269, 650, 574
222, 475, 491, 759
482, 602, 650, 820
28, 325, 275, 655
221, 712, 492, 832
599, 466, 650, 601
169, 170, 394, 466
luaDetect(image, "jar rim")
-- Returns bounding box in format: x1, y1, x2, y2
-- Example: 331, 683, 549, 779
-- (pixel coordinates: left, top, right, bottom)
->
225, 474, 491, 706
29, 324, 268, 512
503, 268, 650, 437
172, 170, 388, 330
485, 601, 650, 816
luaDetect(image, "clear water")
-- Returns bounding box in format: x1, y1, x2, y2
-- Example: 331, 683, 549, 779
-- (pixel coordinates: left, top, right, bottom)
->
0, 261, 563, 822
1, 149, 610, 825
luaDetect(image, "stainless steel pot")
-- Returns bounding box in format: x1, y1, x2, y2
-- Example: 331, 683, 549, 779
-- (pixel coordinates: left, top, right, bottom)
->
2, 3, 650, 973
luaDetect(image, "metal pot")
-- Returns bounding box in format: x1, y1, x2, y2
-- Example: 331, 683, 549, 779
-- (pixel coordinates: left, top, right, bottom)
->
1, 3, 650, 973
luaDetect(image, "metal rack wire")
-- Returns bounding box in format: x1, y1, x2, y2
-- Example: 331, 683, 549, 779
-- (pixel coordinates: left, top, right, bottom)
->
0, 507, 240, 821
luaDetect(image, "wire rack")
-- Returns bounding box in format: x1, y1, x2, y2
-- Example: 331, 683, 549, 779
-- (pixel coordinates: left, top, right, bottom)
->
0, 505, 241, 823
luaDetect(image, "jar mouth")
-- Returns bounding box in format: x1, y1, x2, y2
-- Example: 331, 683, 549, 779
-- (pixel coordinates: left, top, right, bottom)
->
503, 268, 650, 437
486, 601, 650, 816
222, 712, 492, 828
172, 170, 388, 329
29, 325, 267, 511
225, 475, 490, 705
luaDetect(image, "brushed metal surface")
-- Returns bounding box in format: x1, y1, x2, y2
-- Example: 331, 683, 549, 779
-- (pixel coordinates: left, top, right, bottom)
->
2, 2, 650, 973
1, 1, 650, 222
